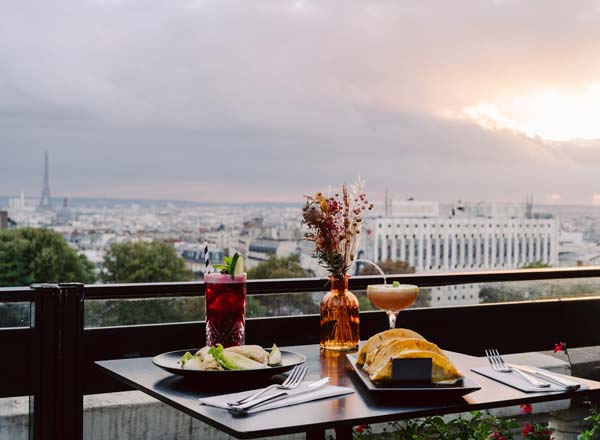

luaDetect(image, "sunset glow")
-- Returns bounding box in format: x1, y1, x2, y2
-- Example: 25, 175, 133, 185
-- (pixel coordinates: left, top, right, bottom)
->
461, 83, 600, 141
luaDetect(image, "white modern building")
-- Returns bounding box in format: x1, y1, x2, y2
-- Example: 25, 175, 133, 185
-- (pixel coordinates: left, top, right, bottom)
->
359, 201, 559, 307
362, 202, 559, 272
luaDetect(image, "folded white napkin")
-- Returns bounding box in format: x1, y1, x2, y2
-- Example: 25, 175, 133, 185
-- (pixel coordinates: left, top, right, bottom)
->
198, 381, 354, 413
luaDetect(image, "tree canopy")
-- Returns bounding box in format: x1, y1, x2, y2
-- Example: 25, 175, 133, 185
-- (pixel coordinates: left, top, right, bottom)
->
0, 227, 96, 287
86, 241, 196, 327
520, 261, 551, 269
246, 255, 317, 317
358, 258, 416, 275
247, 254, 315, 279
101, 241, 194, 283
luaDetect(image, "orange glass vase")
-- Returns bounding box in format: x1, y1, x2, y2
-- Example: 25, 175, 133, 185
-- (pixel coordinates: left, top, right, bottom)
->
320, 275, 360, 351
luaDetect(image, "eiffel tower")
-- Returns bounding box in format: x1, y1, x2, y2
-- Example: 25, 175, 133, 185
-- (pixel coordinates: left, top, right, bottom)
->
38, 150, 52, 210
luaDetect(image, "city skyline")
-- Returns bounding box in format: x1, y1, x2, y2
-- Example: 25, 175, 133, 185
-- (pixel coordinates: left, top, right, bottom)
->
2, 2, 600, 204
4, 149, 600, 207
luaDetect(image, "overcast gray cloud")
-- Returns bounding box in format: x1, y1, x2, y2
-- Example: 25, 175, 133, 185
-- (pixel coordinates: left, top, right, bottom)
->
2, 0, 600, 204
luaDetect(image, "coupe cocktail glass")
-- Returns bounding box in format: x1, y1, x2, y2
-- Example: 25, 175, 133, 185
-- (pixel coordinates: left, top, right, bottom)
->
204, 272, 247, 347
367, 283, 419, 329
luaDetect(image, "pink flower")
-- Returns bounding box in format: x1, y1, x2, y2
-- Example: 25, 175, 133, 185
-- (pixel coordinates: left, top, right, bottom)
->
520, 403, 533, 414
522, 422, 534, 437
301, 179, 371, 277
355, 424, 368, 433
554, 342, 566, 353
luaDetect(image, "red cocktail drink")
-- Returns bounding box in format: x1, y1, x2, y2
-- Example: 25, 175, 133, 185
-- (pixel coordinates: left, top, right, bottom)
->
205, 272, 247, 347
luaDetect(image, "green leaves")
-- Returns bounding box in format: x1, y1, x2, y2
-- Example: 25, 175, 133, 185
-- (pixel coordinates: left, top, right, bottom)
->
101, 241, 194, 283
246, 255, 314, 280
208, 343, 264, 370
578, 402, 600, 440
0, 227, 96, 287
213, 253, 241, 277
180, 351, 194, 367
353, 411, 518, 439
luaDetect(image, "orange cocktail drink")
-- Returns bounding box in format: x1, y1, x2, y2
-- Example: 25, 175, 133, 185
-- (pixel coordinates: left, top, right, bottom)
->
367, 283, 418, 329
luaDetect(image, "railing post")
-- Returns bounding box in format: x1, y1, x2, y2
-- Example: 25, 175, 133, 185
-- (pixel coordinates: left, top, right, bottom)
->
29, 283, 85, 440
30, 284, 60, 440
58, 283, 85, 440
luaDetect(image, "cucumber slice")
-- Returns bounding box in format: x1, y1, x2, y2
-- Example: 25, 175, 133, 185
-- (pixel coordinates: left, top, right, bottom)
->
268, 344, 282, 366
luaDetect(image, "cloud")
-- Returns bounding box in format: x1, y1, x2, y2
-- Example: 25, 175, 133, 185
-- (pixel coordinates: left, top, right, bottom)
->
1, 0, 600, 204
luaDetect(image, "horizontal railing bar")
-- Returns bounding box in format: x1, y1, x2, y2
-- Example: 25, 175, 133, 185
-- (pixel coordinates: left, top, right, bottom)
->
0, 286, 36, 302
81, 293, 600, 332
83, 266, 600, 300
0, 267, 598, 301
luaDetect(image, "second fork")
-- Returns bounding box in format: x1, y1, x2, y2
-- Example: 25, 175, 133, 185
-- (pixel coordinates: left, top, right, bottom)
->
485, 349, 549, 388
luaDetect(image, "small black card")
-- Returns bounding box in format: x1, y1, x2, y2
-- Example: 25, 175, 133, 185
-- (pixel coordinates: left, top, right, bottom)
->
391, 358, 432, 382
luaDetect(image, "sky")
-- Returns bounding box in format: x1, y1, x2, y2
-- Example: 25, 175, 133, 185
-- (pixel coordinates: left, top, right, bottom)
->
2, 0, 600, 204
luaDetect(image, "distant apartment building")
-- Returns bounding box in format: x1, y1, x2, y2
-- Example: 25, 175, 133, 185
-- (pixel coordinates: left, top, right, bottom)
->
246, 239, 301, 268
0, 211, 17, 230
179, 245, 225, 276
359, 200, 559, 307
8, 193, 39, 211
0, 211, 8, 230
557, 231, 600, 267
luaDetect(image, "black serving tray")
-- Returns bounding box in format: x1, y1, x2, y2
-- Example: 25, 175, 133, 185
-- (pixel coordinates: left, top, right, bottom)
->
346, 354, 481, 400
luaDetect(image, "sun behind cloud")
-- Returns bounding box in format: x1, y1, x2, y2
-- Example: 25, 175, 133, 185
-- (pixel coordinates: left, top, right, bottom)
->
458, 83, 600, 142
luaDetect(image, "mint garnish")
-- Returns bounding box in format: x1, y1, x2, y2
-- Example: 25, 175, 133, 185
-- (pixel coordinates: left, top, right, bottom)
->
212, 253, 242, 278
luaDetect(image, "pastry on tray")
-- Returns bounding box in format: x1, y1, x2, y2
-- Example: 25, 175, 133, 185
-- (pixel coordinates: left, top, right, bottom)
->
357, 329, 462, 383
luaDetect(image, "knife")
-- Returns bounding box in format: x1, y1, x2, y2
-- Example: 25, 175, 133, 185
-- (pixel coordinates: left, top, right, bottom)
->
507, 364, 581, 390
229, 377, 330, 413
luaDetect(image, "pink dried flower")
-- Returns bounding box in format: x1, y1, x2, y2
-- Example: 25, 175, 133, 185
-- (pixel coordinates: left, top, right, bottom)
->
301, 178, 370, 278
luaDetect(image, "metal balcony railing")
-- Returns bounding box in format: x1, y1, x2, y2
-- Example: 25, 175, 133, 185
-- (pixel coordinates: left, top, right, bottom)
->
1, 266, 600, 439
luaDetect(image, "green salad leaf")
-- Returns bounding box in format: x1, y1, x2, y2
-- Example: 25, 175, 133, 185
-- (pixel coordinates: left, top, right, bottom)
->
180, 351, 194, 367
208, 344, 265, 370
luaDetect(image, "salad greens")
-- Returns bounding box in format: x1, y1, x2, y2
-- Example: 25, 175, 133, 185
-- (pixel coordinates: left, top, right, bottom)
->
180, 351, 194, 367
208, 344, 264, 370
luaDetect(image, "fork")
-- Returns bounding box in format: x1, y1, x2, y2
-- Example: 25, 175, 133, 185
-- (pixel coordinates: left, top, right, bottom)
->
485, 349, 550, 388
227, 364, 308, 406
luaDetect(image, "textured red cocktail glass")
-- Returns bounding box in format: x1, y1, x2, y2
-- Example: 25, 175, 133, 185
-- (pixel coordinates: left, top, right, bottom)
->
204, 272, 247, 347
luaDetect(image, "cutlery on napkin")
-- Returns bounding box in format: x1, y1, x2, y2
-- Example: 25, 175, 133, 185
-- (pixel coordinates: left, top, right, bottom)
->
230, 377, 330, 413
471, 366, 585, 393
198, 379, 353, 414
507, 364, 581, 390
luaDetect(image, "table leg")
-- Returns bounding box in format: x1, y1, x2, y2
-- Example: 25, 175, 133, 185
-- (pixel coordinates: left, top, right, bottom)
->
306, 429, 326, 440
334, 426, 353, 439
305, 427, 353, 440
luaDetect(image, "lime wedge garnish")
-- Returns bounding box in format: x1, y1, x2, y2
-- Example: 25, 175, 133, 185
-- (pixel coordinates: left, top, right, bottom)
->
231, 253, 244, 276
